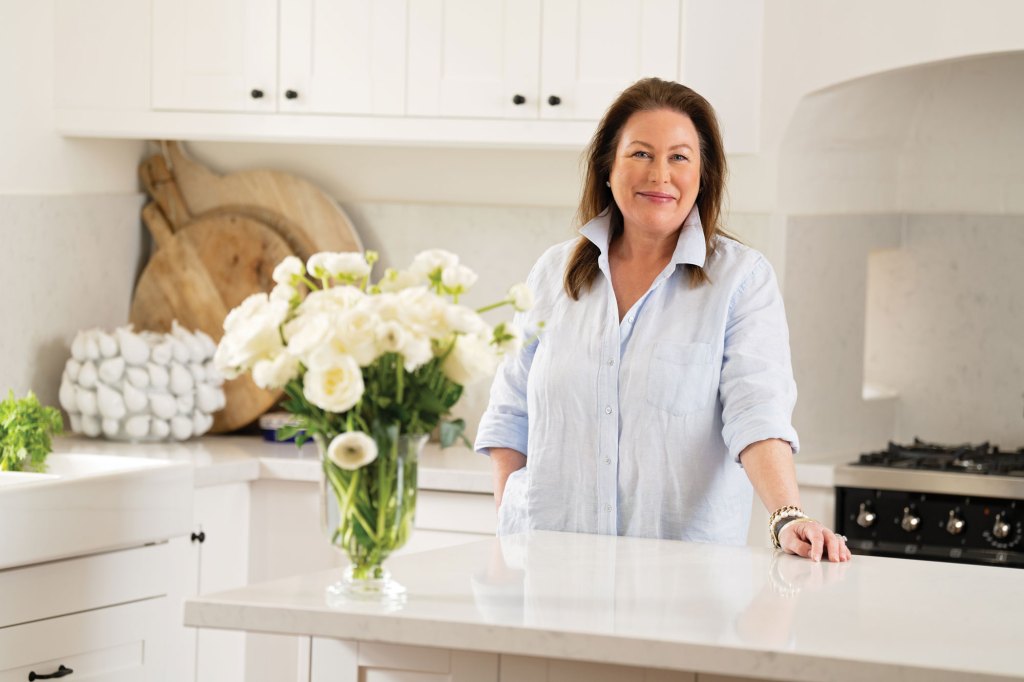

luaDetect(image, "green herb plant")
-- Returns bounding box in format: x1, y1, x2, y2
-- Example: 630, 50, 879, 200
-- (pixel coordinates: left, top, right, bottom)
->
0, 390, 64, 472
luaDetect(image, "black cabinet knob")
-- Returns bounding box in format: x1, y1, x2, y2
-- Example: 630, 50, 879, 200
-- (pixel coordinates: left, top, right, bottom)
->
285, 89, 299, 100
191, 531, 206, 544
250, 89, 264, 99
512, 94, 526, 105
547, 95, 561, 106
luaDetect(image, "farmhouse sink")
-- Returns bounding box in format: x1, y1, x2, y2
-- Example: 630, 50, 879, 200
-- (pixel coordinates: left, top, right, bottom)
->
0, 452, 193, 570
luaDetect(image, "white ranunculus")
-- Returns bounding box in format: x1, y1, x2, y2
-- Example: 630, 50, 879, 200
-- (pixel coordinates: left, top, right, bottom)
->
508, 282, 534, 312
375, 319, 407, 355
270, 283, 297, 303
410, 249, 458, 278
492, 323, 524, 355
444, 304, 487, 335
377, 268, 426, 292
400, 334, 433, 372
252, 352, 300, 389
299, 285, 365, 315
333, 309, 381, 366
442, 333, 500, 385
325, 252, 371, 280
326, 431, 378, 470
272, 255, 305, 285
440, 264, 478, 292
306, 252, 333, 279
214, 296, 289, 375
303, 355, 364, 413
284, 313, 332, 360
396, 287, 448, 338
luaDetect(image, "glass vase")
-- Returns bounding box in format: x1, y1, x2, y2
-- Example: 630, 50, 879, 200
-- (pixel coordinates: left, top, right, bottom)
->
318, 429, 426, 602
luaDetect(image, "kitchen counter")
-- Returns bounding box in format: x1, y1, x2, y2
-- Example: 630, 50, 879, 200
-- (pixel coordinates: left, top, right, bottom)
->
183, 530, 1024, 682
53, 434, 492, 492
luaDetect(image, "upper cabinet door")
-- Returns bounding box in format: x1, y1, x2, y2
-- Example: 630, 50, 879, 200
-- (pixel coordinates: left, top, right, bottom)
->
407, 0, 541, 119
152, 0, 278, 112
278, 0, 407, 115
540, 0, 681, 121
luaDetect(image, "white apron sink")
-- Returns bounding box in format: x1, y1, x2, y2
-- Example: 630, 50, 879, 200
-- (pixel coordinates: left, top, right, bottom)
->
0, 453, 192, 570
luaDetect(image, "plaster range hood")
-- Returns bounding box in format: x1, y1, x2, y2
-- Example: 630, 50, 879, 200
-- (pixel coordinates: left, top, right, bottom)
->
0, 453, 193, 570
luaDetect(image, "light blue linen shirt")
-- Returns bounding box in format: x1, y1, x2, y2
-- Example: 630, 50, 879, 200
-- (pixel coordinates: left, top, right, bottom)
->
475, 206, 799, 546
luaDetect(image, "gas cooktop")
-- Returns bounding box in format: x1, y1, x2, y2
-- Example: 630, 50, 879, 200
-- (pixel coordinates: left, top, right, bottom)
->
853, 438, 1024, 477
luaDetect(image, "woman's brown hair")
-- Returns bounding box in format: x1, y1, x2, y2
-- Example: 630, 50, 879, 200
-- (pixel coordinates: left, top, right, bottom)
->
564, 77, 728, 299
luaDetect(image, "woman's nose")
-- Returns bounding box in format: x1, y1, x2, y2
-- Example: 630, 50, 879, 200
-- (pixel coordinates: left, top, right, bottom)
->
649, 161, 670, 183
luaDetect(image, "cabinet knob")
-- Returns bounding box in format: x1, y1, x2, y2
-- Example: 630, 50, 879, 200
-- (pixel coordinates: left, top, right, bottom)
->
29, 665, 74, 680
285, 89, 299, 100
512, 94, 526, 105
191, 531, 206, 544
547, 95, 562, 106
250, 89, 264, 99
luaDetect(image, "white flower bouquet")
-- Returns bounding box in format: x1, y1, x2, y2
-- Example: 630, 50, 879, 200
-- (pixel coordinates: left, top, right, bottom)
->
214, 249, 531, 596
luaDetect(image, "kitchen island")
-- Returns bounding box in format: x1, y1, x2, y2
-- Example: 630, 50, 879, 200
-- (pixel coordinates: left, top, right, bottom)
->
184, 530, 1023, 682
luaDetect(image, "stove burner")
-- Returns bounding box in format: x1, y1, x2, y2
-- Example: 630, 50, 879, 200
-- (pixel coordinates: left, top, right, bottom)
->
855, 438, 1024, 477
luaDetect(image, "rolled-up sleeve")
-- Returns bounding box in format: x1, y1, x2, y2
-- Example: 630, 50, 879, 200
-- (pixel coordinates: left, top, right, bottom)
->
719, 256, 800, 462
474, 328, 536, 457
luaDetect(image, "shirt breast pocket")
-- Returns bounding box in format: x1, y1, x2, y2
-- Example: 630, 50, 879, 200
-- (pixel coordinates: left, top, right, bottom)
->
645, 341, 715, 416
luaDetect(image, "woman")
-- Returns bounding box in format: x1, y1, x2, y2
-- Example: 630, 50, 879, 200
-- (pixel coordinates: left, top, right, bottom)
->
475, 78, 850, 562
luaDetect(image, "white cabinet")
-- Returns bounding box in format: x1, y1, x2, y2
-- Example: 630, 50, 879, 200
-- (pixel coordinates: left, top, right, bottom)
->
407, 0, 680, 121
169, 483, 251, 682
152, 0, 407, 114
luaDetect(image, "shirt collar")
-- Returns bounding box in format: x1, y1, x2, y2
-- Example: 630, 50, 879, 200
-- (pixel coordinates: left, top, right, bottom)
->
578, 204, 707, 268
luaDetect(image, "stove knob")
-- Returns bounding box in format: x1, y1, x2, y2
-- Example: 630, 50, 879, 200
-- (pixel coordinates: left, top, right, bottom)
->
993, 513, 1011, 540
901, 506, 921, 533
856, 502, 877, 528
946, 510, 966, 535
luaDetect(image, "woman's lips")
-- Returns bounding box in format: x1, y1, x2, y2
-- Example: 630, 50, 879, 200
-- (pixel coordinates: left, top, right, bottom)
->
637, 191, 676, 204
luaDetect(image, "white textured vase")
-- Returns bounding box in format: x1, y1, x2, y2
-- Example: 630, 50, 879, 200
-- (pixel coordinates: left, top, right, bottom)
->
59, 322, 226, 441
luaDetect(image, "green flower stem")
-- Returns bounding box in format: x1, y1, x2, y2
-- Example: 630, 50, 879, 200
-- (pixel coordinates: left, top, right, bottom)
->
299, 275, 320, 291
475, 298, 513, 314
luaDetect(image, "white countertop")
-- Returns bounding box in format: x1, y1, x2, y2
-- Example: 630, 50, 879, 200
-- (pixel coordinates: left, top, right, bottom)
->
184, 530, 1023, 682
53, 434, 492, 492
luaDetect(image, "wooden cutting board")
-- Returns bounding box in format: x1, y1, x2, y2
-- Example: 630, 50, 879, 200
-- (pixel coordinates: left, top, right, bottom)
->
130, 205, 293, 433
161, 141, 362, 259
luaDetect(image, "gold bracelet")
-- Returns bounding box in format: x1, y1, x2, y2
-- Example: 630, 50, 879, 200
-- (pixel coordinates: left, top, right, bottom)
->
768, 505, 807, 549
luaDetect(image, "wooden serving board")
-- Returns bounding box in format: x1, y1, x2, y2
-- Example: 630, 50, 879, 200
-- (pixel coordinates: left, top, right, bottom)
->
130, 208, 293, 433
161, 141, 362, 260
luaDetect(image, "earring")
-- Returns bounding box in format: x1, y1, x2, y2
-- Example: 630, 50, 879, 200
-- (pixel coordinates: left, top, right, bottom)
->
605, 180, 611, 188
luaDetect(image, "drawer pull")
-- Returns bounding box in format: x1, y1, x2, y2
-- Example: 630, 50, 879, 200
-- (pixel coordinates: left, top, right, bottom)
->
191, 531, 206, 543
28, 664, 74, 680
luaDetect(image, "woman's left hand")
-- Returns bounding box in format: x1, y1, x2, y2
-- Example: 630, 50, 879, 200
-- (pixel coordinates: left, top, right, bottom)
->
779, 519, 852, 562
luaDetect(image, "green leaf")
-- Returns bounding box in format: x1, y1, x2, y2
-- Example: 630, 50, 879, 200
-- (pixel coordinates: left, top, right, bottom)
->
439, 418, 466, 449
0, 390, 63, 473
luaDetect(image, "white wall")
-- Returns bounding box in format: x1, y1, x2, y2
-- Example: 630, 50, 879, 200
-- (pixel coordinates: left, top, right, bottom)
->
1, 0, 146, 408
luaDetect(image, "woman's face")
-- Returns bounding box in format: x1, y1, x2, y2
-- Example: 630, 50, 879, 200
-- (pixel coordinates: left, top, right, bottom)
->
609, 108, 702, 240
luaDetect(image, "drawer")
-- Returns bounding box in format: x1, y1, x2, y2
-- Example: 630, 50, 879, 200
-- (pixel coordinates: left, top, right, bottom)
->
0, 598, 167, 681
0, 543, 169, 628
416, 491, 496, 535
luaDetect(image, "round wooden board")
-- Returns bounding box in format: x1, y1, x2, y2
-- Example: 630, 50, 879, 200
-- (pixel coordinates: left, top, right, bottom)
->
129, 213, 295, 433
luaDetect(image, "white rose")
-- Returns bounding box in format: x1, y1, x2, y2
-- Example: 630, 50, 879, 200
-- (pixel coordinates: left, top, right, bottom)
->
396, 287, 448, 338
440, 264, 478, 293
508, 282, 534, 312
214, 296, 288, 374
303, 355, 364, 413
272, 255, 305, 285
442, 333, 500, 385
401, 334, 433, 372
306, 252, 333, 279
410, 249, 458, 278
444, 304, 487, 335
376, 319, 408, 355
333, 309, 381, 366
325, 252, 372, 280
252, 352, 300, 389
377, 268, 426, 292
326, 431, 378, 470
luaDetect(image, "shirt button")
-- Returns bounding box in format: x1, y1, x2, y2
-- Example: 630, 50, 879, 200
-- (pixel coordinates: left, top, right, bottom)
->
627, 316, 634, 323
604, 406, 612, 415
607, 359, 614, 366
604, 504, 613, 512
604, 457, 611, 465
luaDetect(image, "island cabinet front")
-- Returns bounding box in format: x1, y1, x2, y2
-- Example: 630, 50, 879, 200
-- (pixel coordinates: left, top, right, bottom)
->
306, 637, 757, 682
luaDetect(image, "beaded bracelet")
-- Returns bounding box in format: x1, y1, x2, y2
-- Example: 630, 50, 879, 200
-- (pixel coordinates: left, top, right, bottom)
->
768, 505, 807, 549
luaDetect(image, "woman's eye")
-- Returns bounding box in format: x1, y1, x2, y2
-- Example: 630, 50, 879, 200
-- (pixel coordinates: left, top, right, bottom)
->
672, 154, 688, 162
631, 150, 651, 159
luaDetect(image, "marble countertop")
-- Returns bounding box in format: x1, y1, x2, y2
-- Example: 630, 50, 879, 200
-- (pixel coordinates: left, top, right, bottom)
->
53, 434, 841, 493
184, 530, 1024, 682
